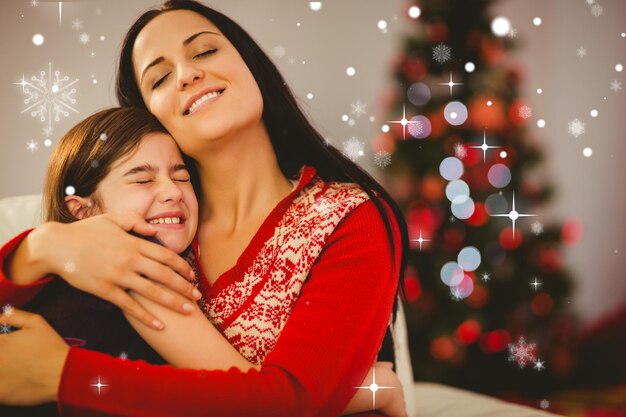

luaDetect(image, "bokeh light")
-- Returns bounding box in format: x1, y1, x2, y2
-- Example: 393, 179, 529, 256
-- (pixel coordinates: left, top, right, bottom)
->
487, 163, 512, 188
439, 157, 464, 181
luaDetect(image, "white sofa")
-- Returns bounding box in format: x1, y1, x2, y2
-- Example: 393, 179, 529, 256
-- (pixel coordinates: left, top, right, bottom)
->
0, 194, 560, 417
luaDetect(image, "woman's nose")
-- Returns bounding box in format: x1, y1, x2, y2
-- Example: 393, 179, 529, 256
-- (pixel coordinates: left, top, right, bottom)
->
177, 62, 204, 90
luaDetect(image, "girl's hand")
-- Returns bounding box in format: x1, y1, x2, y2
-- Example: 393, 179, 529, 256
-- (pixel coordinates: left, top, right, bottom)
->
0, 309, 68, 405
10, 212, 200, 330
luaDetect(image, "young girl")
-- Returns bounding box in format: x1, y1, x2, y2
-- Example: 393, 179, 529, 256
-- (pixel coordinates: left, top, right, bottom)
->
0, 107, 406, 416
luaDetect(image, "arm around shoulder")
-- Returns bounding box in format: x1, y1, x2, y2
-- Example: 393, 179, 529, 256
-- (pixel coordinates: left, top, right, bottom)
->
0, 226, 57, 306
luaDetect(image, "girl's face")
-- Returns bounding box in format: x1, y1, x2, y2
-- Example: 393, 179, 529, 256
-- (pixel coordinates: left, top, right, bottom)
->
95, 133, 198, 253
132, 10, 264, 158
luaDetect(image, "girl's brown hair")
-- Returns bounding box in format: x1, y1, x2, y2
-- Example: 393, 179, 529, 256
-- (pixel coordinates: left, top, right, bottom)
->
43, 107, 169, 223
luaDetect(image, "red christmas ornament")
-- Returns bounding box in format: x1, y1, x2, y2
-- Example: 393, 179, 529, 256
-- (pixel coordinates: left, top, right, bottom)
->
531, 292, 554, 317
561, 218, 583, 245
497, 146, 516, 165
499, 226, 523, 250
537, 246, 563, 273
456, 320, 482, 345
426, 22, 448, 43
480, 37, 505, 66
508, 99, 531, 126
466, 284, 489, 308
428, 107, 446, 138
479, 329, 511, 353
403, 266, 422, 302
371, 133, 396, 154
468, 96, 508, 133
407, 203, 445, 232
466, 202, 489, 226
443, 227, 465, 251
421, 174, 445, 203
402, 57, 427, 82
430, 336, 455, 360
463, 145, 483, 167
520, 179, 542, 200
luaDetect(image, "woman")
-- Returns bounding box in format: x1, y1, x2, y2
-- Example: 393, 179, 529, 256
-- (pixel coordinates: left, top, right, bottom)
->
0, 106, 404, 417
0, 1, 409, 415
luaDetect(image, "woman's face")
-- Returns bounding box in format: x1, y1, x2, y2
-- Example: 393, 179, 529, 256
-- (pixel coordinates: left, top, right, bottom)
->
95, 133, 198, 253
132, 10, 264, 157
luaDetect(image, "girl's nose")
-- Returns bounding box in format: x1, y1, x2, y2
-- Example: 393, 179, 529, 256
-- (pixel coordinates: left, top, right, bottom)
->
159, 178, 184, 203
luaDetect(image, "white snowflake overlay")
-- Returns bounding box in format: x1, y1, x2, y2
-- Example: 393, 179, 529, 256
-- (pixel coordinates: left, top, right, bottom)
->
342, 137, 364, 161
350, 100, 367, 118
508, 337, 537, 368
531, 221, 544, 235
16, 63, 79, 140
272, 45, 286, 59
610, 80, 622, 92
454, 143, 467, 159
518, 105, 532, 120
590, 4, 603, 17
568, 118, 585, 138
374, 150, 391, 168
432, 43, 452, 64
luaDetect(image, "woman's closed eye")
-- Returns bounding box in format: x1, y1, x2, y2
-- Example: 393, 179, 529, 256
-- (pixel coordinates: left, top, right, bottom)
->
151, 50, 217, 90
194, 49, 217, 59
152, 73, 170, 90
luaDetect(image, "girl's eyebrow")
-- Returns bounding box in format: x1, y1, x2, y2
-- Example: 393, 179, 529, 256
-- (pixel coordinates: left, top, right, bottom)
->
123, 163, 188, 177
123, 163, 157, 177
140, 31, 220, 84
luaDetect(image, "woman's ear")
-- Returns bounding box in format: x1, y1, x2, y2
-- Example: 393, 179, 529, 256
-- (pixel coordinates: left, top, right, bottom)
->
64, 195, 95, 220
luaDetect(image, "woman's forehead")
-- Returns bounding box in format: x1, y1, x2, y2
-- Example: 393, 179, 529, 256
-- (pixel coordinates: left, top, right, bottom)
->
133, 10, 221, 62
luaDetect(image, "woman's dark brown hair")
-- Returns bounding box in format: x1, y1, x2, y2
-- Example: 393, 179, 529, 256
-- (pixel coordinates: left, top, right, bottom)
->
116, 0, 409, 363
44, 107, 168, 223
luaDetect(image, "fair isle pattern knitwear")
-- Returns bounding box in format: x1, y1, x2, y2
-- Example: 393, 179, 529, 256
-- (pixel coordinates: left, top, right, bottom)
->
197, 172, 371, 365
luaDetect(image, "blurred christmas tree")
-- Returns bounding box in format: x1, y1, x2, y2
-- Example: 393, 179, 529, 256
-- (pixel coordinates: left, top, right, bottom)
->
375, 0, 579, 396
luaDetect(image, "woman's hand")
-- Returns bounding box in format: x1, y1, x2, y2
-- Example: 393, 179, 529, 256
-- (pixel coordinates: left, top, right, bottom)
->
374, 362, 408, 417
0, 308, 68, 405
8, 212, 201, 329
341, 361, 407, 416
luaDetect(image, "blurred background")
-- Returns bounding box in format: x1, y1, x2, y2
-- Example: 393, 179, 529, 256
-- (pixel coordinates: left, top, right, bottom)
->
1, 0, 625, 415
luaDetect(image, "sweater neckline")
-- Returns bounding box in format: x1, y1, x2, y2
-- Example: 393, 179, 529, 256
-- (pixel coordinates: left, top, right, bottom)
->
193, 165, 318, 298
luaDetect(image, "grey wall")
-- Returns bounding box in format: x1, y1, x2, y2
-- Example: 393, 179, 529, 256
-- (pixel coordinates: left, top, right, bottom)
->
1, 0, 625, 325
1, 0, 406, 195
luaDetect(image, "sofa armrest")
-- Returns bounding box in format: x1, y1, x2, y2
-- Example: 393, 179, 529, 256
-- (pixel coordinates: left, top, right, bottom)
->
0, 194, 42, 245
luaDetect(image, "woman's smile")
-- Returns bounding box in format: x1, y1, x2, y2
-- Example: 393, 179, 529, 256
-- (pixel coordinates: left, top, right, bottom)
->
183, 86, 225, 116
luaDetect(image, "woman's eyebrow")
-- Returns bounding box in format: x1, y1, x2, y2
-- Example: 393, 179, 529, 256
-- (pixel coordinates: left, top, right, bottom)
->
140, 31, 219, 84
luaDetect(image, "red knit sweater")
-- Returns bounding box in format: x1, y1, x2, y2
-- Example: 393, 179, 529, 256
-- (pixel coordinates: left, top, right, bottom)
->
0, 166, 401, 417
